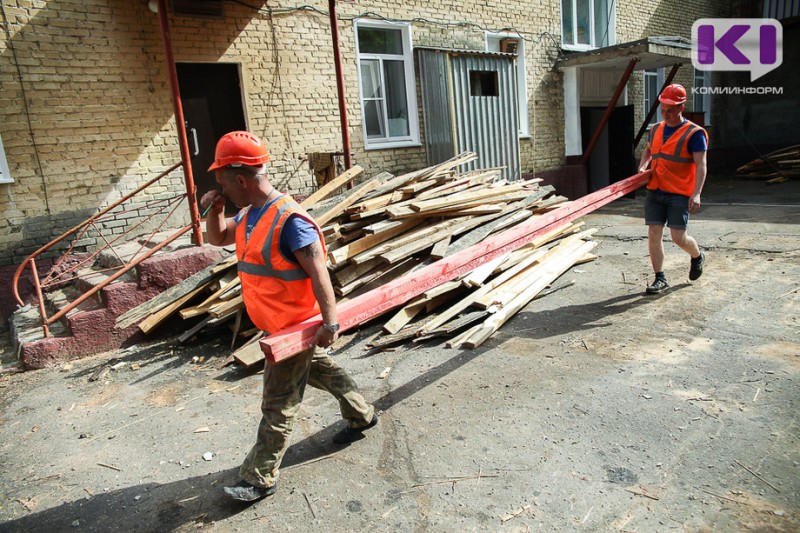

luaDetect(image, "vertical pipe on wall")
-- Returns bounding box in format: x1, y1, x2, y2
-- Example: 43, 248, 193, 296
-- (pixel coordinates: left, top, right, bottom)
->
156, 0, 203, 245
328, 0, 353, 171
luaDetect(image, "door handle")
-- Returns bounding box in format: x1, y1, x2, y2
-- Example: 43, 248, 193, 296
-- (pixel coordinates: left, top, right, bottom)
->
190, 128, 200, 157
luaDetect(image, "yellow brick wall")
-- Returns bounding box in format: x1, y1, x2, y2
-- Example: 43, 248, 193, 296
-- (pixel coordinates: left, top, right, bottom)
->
0, 0, 726, 267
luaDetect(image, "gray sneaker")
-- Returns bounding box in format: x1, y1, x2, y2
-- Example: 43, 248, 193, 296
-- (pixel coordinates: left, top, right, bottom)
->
223, 480, 277, 502
646, 277, 669, 294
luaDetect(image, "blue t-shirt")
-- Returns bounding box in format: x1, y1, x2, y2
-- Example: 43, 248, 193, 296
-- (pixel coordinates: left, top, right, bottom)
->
660, 119, 707, 153
234, 196, 320, 263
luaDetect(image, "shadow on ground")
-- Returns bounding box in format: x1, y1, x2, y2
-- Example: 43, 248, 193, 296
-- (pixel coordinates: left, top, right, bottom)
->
1, 468, 243, 532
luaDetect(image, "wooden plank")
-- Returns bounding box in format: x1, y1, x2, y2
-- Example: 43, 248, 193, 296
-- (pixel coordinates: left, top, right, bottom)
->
443, 188, 555, 257
409, 183, 529, 212
233, 331, 267, 367
328, 218, 425, 266
382, 296, 427, 335
462, 240, 597, 348
258, 171, 650, 363
460, 253, 511, 288
209, 295, 244, 318
116, 254, 233, 329
300, 165, 364, 208
313, 174, 384, 227
337, 257, 418, 298
138, 281, 212, 334
347, 191, 399, 214
429, 236, 451, 260
424, 310, 490, 337
333, 257, 383, 287
378, 211, 507, 265
387, 203, 506, 219
349, 219, 462, 265
420, 247, 551, 334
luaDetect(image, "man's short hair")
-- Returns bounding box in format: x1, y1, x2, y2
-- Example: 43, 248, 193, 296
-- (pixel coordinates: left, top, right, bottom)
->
220, 164, 266, 182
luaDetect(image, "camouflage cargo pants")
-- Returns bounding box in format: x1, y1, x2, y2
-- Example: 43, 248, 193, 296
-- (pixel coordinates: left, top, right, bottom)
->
239, 344, 374, 488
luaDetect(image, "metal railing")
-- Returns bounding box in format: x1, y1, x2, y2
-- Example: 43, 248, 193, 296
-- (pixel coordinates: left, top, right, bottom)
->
12, 162, 196, 338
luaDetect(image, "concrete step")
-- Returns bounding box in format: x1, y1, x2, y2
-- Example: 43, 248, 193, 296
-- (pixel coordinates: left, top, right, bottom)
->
76, 266, 137, 295
9, 304, 69, 360
44, 284, 103, 320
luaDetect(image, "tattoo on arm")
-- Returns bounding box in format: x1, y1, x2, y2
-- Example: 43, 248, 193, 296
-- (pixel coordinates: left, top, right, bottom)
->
298, 241, 320, 259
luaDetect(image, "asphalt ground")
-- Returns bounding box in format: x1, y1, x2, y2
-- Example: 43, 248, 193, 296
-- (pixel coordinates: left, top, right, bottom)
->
0, 175, 798, 532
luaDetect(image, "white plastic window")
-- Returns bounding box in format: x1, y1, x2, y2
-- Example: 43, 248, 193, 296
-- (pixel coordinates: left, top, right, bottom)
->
643, 68, 665, 124
354, 19, 419, 149
693, 69, 712, 125
0, 134, 12, 184
561, 0, 615, 50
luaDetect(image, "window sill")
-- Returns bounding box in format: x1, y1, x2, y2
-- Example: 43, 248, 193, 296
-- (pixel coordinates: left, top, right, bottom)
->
0, 179, 13, 184
561, 44, 600, 52
364, 141, 422, 151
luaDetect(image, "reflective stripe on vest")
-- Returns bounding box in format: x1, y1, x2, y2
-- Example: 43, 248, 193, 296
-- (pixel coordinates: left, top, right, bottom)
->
235, 195, 325, 333
648, 120, 707, 196
651, 123, 698, 164
237, 199, 310, 281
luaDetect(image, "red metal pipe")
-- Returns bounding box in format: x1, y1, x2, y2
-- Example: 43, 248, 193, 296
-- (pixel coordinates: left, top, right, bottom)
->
329, 0, 353, 171
29, 257, 50, 338
156, 0, 203, 245
634, 63, 681, 148
261, 171, 651, 363
12, 163, 181, 305
47, 225, 193, 325
582, 58, 639, 166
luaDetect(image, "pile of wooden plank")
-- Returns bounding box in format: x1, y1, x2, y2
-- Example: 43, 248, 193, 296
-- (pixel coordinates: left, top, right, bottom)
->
736, 145, 800, 183
116, 152, 600, 366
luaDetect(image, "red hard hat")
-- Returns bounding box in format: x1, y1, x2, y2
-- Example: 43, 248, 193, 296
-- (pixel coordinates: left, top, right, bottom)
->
658, 84, 687, 105
208, 131, 270, 171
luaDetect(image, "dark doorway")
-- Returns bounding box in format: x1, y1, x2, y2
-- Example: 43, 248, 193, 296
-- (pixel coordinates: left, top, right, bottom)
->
581, 105, 636, 192
176, 63, 246, 215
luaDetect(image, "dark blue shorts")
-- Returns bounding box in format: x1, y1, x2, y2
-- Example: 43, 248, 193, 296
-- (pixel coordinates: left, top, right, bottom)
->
644, 189, 689, 230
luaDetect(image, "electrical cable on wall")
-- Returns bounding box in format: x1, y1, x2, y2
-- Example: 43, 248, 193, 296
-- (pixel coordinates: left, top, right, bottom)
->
0, 1, 52, 215
229, 1, 565, 54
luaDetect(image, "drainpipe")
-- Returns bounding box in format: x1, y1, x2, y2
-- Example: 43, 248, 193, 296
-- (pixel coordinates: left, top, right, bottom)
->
156, 0, 203, 245
329, 0, 352, 171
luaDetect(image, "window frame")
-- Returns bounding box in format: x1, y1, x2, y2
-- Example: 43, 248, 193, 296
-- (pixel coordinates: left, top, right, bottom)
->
0, 134, 12, 184
354, 19, 420, 150
693, 68, 712, 125
643, 68, 666, 125
485, 32, 529, 138
560, 0, 616, 51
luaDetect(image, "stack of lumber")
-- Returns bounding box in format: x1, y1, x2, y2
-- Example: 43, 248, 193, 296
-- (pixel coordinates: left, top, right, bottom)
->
736, 145, 800, 183
116, 152, 598, 366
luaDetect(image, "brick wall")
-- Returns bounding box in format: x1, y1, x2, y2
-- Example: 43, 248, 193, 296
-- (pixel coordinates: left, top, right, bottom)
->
0, 0, 727, 271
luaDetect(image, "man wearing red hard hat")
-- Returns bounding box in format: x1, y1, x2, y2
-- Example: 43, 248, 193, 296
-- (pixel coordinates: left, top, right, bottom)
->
638, 84, 708, 294
201, 131, 377, 502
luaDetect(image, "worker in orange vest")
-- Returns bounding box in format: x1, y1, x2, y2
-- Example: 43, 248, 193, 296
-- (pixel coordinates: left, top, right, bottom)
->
200, 131, 377, 502
638, 83, 708, 294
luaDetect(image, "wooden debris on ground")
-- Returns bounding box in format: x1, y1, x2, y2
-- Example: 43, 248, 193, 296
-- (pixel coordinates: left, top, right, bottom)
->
118, 152, 599, 367
736, 144, 800, 183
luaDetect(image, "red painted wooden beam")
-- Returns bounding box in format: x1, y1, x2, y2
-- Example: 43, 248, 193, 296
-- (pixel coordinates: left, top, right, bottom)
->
260, 171, 650, 363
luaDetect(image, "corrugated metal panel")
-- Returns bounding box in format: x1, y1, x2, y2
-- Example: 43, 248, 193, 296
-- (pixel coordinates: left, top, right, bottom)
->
450, 54, 520, 181
417, 49, 455, 166
764, 0, 800, 18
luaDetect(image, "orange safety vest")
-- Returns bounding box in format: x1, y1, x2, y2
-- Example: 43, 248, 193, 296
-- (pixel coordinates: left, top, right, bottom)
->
235, 195, 324, 333
647, 120, 708, 197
